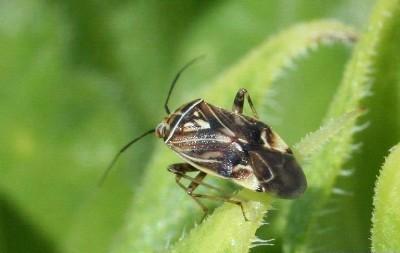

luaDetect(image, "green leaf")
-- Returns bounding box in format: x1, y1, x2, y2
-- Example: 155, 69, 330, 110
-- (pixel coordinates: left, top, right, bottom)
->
110, 20, 358, 253
283, 0, 400, 252
170, 192, 271, 253
371, 144, 400, 252
294, 109, 364, 162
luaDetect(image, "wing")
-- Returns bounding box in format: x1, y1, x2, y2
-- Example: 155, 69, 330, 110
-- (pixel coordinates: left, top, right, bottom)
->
165, 100, 249, 178
200, 101, 260, 137
167, 127, 246, 178
201, 102, 291, 153
248, 148, 307, 198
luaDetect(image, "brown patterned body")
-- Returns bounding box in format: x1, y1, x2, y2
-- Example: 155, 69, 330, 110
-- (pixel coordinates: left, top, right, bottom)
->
158, 98, 306, 198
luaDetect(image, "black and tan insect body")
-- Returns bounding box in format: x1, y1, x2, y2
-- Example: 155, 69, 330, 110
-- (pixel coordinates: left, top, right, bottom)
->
101, 57, 307, 220
155, 94, 307, 198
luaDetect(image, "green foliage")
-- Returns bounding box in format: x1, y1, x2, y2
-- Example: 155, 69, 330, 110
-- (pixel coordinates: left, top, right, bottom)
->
1, 1, 399, 253
284, 0, 400, 252
171, 192, 272, 253
372, 144, 400, 252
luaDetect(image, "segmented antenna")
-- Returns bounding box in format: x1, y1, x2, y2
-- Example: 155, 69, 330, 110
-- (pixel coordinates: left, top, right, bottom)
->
98, 129, 155, 186
164, 55, 205, 114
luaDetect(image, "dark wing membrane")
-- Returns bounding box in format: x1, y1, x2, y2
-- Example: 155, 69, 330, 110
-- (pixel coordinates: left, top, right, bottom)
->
202, 102, 269, 144
197, 102, 237, 137
249, 149, 307, 198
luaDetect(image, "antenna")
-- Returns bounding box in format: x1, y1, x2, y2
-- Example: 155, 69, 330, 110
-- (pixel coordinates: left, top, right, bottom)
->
99, 128, 155, 186
164, 55, 205, 114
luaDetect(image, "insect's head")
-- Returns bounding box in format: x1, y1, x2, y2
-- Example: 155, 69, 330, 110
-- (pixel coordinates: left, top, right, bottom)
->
99, 56, 204, 185
155, 121, 170, 139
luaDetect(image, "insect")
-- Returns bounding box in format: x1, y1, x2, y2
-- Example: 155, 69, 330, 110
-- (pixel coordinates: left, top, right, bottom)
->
101, 57, 307, 221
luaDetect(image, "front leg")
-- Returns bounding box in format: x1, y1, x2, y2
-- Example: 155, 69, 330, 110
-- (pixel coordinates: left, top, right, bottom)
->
232, 88, 259, 118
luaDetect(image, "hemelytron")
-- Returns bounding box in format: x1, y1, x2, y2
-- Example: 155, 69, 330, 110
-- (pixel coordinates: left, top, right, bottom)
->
101, 57, 307, 221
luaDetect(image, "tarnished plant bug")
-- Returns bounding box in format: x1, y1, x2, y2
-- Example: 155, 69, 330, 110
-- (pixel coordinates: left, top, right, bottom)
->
101, 57, 307, 221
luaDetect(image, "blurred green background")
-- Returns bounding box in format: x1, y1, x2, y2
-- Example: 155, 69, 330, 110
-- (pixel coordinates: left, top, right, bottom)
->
2, 0, 399, 253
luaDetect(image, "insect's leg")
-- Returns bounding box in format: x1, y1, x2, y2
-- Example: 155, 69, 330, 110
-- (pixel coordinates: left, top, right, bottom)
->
190, 193, 249, 221
168, 163, 198, 174
168, 163, 248, 221
183, 171, 248, 221
186, 171, 207, 194
167, 163, 210, 219
168, 163, 225, 192
232, 88, 259, 118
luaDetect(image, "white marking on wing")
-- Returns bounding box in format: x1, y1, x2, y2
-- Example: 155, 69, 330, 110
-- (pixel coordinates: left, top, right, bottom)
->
271, 132, 289, 153
165, 99, 203, 143
170, 135, 231, 144
253, 152, 274, 183
260, 129, 271, 149
232, 142, 243, 151
194, 119, 210, 129
179, 152, 220, 164
199, 151, 223, 159
238, 138, 248, 144
232, 165, 260, 190
173, 151, 225, 178
183, 122, 196, 129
